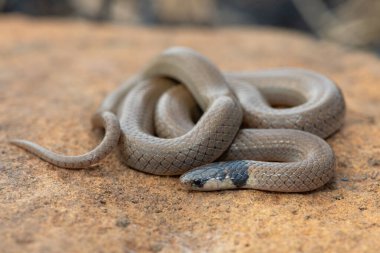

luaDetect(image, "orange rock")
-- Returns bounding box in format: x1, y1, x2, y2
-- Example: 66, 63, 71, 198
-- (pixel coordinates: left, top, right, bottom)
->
0, 16, 379, 253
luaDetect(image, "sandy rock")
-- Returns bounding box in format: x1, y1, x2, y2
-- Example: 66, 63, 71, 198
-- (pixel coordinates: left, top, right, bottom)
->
0, 16, 379, 253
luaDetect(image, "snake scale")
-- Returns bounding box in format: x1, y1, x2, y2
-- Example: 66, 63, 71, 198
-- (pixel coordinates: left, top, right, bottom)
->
11, 47, 346, 192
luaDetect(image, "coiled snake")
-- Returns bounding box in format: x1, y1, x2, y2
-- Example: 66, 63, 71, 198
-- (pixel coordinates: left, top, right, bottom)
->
11, 47, 345, 192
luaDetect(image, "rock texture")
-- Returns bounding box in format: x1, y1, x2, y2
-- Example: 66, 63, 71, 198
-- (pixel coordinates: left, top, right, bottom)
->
0, 16, 379, 253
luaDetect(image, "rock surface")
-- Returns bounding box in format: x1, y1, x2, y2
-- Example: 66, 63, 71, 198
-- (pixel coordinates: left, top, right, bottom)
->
0, 16, 379, 253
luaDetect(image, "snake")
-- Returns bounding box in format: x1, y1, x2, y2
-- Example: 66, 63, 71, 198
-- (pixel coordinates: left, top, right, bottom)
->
10, 47, 346, 192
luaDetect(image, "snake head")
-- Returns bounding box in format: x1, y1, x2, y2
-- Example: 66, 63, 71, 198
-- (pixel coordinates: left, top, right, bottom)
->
180, 171, 209, 191
180, 161, 250, 191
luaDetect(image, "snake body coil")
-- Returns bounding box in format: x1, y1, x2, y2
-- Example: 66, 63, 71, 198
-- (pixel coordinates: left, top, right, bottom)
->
11, 47, 345, 192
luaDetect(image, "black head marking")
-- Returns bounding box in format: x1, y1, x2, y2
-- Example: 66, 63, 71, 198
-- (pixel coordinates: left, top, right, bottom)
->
228, 161, 250, 187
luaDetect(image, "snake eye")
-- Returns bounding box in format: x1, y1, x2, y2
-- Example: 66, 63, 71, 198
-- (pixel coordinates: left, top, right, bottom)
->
192, 179, 204, 188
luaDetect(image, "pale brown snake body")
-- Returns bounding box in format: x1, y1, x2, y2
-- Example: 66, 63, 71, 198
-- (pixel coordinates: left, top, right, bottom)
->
11, 47, 345, 192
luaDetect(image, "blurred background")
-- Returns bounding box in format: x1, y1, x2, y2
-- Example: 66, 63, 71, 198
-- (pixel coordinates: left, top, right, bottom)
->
1, 0, 380, 53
